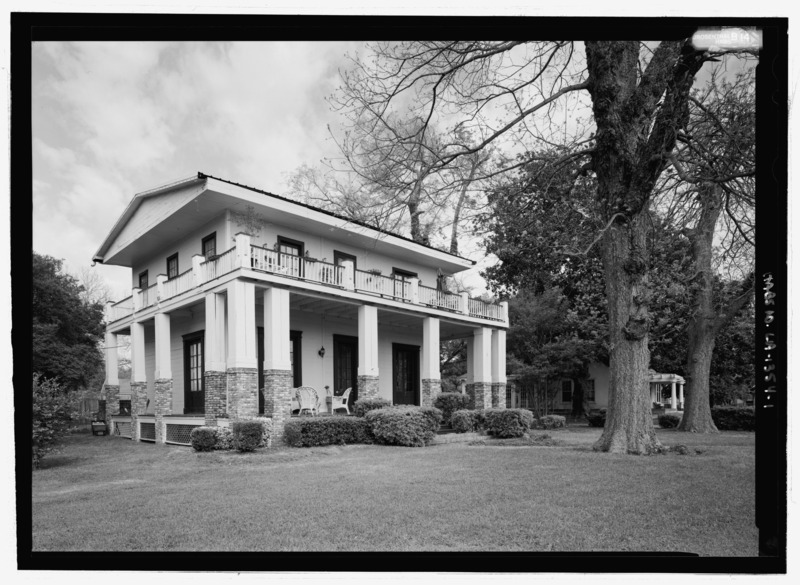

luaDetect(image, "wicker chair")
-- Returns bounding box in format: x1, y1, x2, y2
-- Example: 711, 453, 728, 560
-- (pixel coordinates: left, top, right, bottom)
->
295, 386, 319, 416
330, 387, 352, 415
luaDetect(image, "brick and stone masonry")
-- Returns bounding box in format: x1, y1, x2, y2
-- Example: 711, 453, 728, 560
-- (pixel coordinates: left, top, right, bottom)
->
204, 371, 227, 426
263, 369, 293, 442
154, 378, 173, 444
467, 382, 492, 410
421, 379, 441, 407
491, 383, 507, 409
357, 375, 380, 402
102, 384, 119, 423
227, 368, 259, 421
129, 381, 148, 441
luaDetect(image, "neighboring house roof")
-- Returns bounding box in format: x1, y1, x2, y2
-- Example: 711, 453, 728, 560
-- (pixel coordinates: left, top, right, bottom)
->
93, 172, 476, 272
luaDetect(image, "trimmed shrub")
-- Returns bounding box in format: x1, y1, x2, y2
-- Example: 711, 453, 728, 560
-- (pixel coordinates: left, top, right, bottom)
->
212, 426, 234, 450
365, 405, 442, 447
658, 412, 682, 428
433, 392, 471, 425
189, 426, 217, 452
711, 406, 755, 431
283, 416, 373, 447
231, 421, 264, 452
483, 408, 534, 438
253, 416, 273, 448
586, 409, 606, 428
538, 414, 567, 430
354, 397, 392, 417
451, 409, 477, 433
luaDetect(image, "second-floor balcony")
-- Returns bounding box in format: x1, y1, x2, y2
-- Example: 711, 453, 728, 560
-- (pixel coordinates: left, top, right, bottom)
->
106, 235, 507, 325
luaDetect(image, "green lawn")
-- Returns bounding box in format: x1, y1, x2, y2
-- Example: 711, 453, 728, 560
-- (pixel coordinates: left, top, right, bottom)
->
31, 426, 757, 554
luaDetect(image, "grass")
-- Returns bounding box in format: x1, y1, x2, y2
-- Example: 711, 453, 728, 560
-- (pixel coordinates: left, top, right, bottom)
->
31, 425, 757, 554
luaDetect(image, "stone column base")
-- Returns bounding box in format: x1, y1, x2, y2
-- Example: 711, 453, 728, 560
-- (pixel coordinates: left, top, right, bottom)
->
491, 383, 507, 408
130, 381, 148, 442
154, 378, 173, 444
467, 382, 492, 410
102, 384, 119, 424
204, 371, 227, 426
357, 375, 380, 402
264, 369, 293, 443
227, 368, 259, 421
421, 379, 441, 407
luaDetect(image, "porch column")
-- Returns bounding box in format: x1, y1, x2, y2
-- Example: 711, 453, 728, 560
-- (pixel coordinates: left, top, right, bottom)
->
103, 331, 120, 423
421, 317, 441, 407
263, 286, 293, 442
204, 291, 227, 426
227, 280, 258, 421
154, 312, 173, 443
130, 321, 147, 442
465, 336, 475, 403
491, 328, 507, 409
679, 383, 685, 409
358, 304, 380, 401
467, 328, 492, 410
670, 381, 677, 410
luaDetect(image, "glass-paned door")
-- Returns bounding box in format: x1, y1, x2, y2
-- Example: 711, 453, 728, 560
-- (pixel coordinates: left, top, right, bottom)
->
183, 332, 204, 414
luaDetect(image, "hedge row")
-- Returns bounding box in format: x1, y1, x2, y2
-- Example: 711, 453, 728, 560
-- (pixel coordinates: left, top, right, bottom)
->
450, 408, 540, 437
433, 392, 471, 425
365, 405, 442, 447
353, 397, 392, 417
189, 417, 272, 452
284, 416, 373, 447
711, 406, 755, 431
658, 412, 682, 428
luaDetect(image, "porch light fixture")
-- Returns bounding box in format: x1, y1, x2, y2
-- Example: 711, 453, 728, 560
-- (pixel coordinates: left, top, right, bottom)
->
318, 347, 326, 358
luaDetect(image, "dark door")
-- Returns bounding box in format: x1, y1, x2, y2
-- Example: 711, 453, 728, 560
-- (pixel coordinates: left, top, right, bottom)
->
392, 343, 420, 405
183, 332, 205, 414
333, 335, 358, 409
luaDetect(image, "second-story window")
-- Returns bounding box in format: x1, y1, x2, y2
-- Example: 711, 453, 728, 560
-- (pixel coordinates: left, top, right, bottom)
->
202, 233, 216, 258
139, 270, 149, 289
392, 268, 417, 299
167, 253, 179, 280
334, 250, 357, 270
277, 236, 304, 277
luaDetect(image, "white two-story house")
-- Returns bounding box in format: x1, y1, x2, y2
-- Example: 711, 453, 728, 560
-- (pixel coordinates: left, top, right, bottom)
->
95, 173, 508, 446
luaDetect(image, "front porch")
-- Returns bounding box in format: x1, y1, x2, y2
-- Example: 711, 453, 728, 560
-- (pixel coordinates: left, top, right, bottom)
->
103, 276, 508, 446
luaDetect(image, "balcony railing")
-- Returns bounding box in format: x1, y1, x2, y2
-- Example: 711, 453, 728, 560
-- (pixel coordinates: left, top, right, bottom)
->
419, 285, 461, 312
107, 240, 505, 324
161, 269, 194, 301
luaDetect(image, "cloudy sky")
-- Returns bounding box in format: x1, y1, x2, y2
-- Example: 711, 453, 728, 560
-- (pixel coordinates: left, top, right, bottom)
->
32, 41, 389, 299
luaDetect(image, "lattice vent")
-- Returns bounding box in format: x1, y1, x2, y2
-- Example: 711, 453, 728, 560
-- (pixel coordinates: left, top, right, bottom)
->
139, 422, 156, 442
166, 423, 201, 446
114, 421, 132, 438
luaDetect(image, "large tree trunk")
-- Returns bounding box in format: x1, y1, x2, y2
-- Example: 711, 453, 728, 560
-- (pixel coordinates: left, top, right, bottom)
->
593, 213, 661, 453
677, 184, 723, 432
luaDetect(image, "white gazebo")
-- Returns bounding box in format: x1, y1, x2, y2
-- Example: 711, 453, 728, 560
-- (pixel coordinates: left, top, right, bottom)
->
648, 370, 686, 410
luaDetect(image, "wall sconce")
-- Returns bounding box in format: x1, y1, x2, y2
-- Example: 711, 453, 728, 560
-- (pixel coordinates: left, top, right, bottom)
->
318, 347, 326, 358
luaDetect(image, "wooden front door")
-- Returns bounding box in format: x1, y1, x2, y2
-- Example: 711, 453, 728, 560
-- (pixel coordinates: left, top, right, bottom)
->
333, 335, 358, 409
392, 343, 420, 405
183, 332, 205, 414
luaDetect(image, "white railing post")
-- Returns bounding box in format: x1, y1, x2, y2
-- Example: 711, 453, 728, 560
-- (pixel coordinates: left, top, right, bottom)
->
132, 287, 142, 311
410, 278, 420, 304
235, 233, 252, 268
460, 292, 470, 315
501, 301, 509, 325
192, 254, 205, 287
156, 274, 167, 303
342, 260, 355, 291
104, 301, 114, 323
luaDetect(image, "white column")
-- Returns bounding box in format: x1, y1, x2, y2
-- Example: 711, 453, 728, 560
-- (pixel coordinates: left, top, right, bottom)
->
358, 304, 379, 377
154, 312, 172, 380
679, 383, 684, 407
491, 328, 507, 384
500, 301, 509, 326
156, 274, 167, 302
235, 232, 252, 268
131, 321, 146, 383
132, 287, 142, 311
460, 292, 470, 315
263, 287, 292, 371
105, 331, 119, 385
410, 278, 420, 304
465, 336, 475, 384
670, 381, 677, 409
421, 316, 440, 379
473, 327, 492, 383
226, 280, 257, 369
205, 292, 226, 371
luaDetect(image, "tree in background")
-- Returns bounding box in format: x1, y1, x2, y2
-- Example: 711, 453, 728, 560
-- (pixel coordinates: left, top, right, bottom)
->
33, 252, 105, 392
32, 373, 79, 468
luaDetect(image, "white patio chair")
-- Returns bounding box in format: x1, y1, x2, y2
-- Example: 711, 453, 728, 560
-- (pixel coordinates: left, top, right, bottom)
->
295, 386, 319, 416
330, 387, 352, 415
